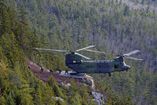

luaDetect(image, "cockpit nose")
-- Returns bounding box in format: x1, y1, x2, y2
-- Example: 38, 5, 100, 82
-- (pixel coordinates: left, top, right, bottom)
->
126, 65, 130, 70
122, 65, 130, 71
121, 62, 130, 71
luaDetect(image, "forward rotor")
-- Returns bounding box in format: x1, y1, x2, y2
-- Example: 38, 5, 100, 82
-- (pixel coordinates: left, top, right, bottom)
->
116, 50, 143, 61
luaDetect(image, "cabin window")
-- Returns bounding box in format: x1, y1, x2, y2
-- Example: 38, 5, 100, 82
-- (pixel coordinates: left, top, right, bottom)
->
114, 64, 119, 68
73, 61, 82, 64
73, 61, 76, 63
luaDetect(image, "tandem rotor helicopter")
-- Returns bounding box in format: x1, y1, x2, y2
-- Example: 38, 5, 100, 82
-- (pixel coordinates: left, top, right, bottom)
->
36, 45, 143, 76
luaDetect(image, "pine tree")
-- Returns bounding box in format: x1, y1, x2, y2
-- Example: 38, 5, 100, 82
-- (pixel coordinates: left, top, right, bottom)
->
34, 86, 43, 105
6, 93, 16, 105
42, 86, 55, 105
0, 0, 10, 36
20, 84, 34, 105
1, 32, 19, 65
16, 4, 30, 51
69, 94, 82, 105
0, 96, 6, 105
31, 28, 39, 49
79, 84, 90, 100
48, 76, 64, 98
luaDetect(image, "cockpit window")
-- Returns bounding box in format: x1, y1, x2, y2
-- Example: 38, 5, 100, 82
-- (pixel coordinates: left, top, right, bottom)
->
122, 62, 126, 66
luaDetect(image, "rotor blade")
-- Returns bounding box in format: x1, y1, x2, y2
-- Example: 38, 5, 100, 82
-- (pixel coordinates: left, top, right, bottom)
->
76, 45, 95, 52
125, 56, 143, 60
75, 52, 91, 59
124, 50, 140, 56
85, 49, 106, 54
35, 48, 68, 52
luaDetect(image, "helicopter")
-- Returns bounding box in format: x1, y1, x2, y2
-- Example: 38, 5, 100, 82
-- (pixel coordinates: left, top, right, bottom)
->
36, 45, 143, 76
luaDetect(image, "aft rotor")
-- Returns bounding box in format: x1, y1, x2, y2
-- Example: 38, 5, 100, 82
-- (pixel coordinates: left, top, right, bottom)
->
36, 45, 105, 60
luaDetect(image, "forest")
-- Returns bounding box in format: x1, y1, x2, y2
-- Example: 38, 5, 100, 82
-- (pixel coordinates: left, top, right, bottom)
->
1, 0, 157, 105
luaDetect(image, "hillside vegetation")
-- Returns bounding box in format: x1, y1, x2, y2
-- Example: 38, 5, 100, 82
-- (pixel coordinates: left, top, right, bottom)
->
2, 0, 157, 105
0, 1, 99, 105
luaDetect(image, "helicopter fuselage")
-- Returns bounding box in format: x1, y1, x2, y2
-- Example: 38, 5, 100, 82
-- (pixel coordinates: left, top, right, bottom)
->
65, 53, 130, 74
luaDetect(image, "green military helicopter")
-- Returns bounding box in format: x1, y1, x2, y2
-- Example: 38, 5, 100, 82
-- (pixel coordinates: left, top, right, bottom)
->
36, 45, 143, 76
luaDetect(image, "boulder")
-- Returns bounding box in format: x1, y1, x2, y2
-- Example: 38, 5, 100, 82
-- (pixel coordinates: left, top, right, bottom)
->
92, 91, 106, 105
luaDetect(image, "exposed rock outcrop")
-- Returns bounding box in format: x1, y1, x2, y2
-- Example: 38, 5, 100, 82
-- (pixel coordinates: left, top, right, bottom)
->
52, 97, 69, 105
92, 91, 106, 105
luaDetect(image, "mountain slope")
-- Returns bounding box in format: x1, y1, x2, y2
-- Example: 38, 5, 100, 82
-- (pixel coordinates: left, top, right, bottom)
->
4, 0, 157, 104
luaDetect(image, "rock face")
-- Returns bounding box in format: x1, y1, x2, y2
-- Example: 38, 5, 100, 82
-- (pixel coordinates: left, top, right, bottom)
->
52, 97, 69, 105
92, 91, 106, 105
83, 74, 95, 90
59, 71, 95, 90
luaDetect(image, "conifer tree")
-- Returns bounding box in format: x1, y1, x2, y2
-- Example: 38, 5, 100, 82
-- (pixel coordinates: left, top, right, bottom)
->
0, 96, 6, 105
6, 92, 16, 105
42, 86, 55, 105
34, 86, 43, 105
31, 28, 39, 49
16, 4, 30, 51
0, 0, 9, 36
48, 76, 64, 98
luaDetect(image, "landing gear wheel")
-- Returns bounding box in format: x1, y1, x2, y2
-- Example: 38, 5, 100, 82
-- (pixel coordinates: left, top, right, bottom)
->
108, 73, 111, 77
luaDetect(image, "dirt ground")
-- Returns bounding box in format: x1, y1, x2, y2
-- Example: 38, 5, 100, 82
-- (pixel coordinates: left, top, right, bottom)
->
26, 60, 80, 84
